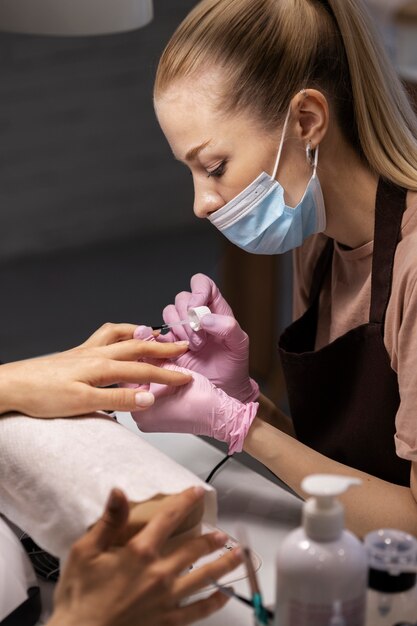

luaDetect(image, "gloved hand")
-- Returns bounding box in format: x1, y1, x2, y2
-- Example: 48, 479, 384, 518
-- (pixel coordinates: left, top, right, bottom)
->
139, 273, 259, 404
131, 363, 259, 455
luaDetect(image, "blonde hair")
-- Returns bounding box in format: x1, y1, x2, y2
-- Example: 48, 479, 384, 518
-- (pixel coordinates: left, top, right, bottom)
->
155, 0, 417, 190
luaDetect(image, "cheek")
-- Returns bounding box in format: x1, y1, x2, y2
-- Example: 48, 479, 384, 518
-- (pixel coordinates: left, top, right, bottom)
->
222, 158, 269, 201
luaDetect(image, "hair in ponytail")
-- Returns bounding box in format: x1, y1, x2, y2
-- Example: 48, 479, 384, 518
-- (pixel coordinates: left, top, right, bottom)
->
324, 0, 417, 188
155, 0, 417, 190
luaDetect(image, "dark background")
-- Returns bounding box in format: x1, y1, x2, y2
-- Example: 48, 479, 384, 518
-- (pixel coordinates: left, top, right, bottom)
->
2, 0, 407, 388
0, 0, 227, 362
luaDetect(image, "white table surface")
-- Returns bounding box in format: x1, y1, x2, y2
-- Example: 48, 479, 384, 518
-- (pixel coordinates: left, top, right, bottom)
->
37, 414, 303, 625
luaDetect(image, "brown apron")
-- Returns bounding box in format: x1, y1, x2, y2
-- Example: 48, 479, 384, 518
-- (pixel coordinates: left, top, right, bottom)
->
278, 178, 411, 486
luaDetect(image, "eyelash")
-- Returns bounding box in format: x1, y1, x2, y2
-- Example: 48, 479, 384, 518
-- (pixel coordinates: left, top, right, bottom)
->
207, 161, 227, 178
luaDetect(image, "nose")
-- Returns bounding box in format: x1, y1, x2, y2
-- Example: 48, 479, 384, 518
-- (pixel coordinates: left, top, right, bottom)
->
193, 181, 224, 219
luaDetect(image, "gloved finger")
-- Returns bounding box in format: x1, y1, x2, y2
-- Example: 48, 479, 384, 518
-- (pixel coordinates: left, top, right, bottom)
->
119, 381, 150, 391
133, 326, 177, 343
172, 289, 212, 350
147, 362, 195, 398
164, 291, 205, 351
148, 379, 181, 399
131, 383, 183, 430
154, 329, 178, 344
133, 325, 155, 341
171, 291, 200, 345
199, 314, 249, 356
162, 303, 190, 343
189, 274, 234, 317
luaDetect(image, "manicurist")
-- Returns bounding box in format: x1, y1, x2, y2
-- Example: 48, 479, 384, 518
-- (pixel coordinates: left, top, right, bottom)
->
133, 0, 417, 538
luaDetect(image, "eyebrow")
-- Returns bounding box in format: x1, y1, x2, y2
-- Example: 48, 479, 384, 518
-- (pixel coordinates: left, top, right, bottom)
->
184, 140, 211, 162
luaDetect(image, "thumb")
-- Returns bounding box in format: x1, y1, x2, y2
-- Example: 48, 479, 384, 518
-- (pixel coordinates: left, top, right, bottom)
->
189, 274, 234, 316
200, 314, 248, 351
87, 488, 130, 552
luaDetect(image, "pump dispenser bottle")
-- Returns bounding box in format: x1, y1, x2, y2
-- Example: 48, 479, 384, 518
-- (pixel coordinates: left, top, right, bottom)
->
275, 474, 368, 626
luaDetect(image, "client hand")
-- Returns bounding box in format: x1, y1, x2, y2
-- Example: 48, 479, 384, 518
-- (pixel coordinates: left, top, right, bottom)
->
132, 363, 259, 455
141, 273, 259, 403
0, 322, 191, 417
48, 487, 242, 626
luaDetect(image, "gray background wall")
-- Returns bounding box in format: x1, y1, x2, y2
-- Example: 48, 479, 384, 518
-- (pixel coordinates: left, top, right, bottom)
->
0, 0, 225, 362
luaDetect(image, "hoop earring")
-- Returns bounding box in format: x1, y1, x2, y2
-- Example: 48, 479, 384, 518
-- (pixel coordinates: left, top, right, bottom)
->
306, 141, 315, 167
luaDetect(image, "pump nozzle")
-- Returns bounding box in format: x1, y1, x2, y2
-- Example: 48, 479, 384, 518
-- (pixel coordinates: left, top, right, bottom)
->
301, 474, 362, 542
302, 474, 362, 500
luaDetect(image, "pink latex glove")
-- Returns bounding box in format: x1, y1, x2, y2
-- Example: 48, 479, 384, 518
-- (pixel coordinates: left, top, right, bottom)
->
148, 273, 259, 404
131, 363, 259, 455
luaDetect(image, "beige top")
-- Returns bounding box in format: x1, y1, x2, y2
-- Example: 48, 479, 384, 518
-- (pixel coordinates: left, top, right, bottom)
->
293, 196, 417, 463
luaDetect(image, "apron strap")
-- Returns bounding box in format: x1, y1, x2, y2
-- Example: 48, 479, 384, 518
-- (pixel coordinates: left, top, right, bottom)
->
370, 178, 407, 324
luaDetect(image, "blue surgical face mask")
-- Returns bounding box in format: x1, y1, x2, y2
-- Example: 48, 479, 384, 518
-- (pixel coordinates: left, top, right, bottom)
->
208, 104, 326, 254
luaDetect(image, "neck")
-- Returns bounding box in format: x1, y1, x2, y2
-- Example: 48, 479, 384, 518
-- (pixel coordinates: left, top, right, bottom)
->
320, 144, 378, 249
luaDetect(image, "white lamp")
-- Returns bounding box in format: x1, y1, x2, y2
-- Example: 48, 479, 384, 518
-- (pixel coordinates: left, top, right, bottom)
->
0, 0, 153, 36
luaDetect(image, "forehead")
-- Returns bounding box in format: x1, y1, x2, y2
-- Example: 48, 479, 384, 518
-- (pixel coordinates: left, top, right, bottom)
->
154, 75, 268, 159
155, 76, 222, 135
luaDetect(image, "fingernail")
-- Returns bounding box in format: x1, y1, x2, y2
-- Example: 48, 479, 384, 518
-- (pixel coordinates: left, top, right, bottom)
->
135, 391, 155, 407
193, 486, 205, 497
175, 340, 189, 346
213, 531, 228, 545
137, 383, 150, 392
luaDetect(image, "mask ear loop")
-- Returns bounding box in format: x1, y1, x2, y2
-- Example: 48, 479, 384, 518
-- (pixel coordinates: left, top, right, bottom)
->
271, 89, 309, 181
271, 104, 292, 181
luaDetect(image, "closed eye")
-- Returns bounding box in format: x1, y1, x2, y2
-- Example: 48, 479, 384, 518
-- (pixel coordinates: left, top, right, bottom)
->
207, 161, 227, 178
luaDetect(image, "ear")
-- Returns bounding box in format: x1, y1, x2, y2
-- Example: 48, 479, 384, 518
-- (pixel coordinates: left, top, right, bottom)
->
290, 88, 329, 149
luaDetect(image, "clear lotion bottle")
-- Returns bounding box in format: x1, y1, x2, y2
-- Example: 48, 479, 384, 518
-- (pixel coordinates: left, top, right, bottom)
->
275, 474, 368, 626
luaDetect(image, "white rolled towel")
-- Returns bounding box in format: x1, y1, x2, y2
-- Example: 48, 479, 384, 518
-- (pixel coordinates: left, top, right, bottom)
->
0, 413, 216, 559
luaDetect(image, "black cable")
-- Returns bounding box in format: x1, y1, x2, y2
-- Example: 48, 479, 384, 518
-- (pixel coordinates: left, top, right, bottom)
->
20, 535, 60, 582
205, 454, 231, 483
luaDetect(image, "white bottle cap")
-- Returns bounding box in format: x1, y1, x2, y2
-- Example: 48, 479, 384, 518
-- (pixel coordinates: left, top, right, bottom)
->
187, 306, 211, 331
364, 528, 417, 575
301, 474, 362, 542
